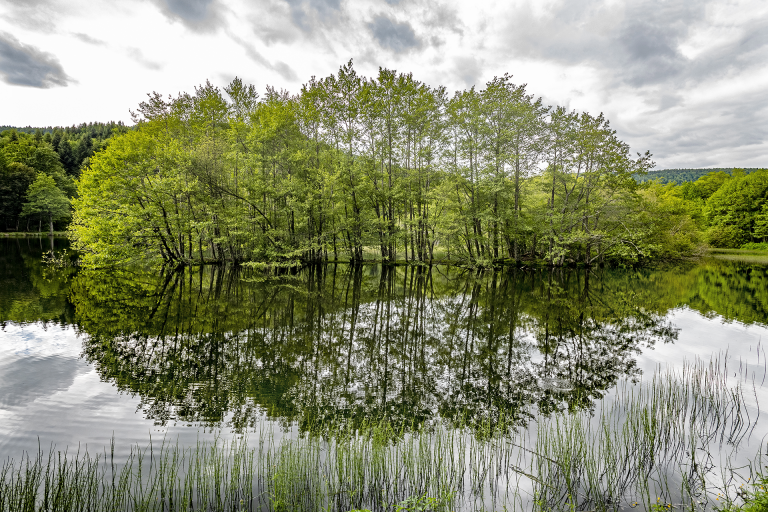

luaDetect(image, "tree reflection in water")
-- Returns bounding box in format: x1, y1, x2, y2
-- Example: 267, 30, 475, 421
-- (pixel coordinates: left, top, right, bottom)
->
73, 264, 678, 433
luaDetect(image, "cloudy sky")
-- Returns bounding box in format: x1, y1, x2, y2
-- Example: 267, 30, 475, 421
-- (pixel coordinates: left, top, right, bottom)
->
0, 0, 766, 169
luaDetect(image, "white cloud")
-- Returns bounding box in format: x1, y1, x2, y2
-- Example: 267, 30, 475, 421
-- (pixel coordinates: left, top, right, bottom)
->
0, 0, 765, 168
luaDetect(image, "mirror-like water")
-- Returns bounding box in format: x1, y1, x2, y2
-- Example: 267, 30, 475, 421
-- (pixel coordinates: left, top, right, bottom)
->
2, 237, 768, 510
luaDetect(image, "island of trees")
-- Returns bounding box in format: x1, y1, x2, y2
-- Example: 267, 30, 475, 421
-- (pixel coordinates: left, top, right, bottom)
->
71, 63, 663, 267
2, 63, 766, 266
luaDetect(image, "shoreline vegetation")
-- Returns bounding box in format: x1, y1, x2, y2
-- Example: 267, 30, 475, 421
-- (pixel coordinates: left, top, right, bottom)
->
1, 65, 766, 269
1, 360, 764, 511
1, 231, 68, 237
71, 62, 666, 269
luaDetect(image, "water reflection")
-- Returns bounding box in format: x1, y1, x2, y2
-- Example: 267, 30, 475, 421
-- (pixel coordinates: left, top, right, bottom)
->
71, 264, 679, 432
0, 236, 76, 327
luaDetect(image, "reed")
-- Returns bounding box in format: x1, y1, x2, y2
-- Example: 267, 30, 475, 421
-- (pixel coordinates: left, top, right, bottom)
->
1, 359, 762, 511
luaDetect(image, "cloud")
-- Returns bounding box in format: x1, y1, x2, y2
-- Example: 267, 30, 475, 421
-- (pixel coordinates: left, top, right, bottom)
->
368, 14, 421, 54
228, 32, 298, 81
151, 0, 225, 32
73, 32, 106, 46
421, 1, 463, 36
504, 0, 768, 89
494, 0, 768, 167
244, 0, 346, 47
285, 0, 343, 30
0, 32, 74, 88
632, 87, 768, 168
453, 55, 482, 88
126, 48, 163, 71
0, 0, 59, 32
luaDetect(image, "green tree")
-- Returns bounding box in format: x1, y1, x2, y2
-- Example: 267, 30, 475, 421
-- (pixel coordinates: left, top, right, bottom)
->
70, 65, 672, 267
0, 162, 36, 230
22, 173, 70, 235
57, 138, 77, 176
705, 169, 768, 247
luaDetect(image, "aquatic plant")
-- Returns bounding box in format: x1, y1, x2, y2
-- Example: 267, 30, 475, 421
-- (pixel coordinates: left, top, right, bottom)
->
0, 359, 761, 511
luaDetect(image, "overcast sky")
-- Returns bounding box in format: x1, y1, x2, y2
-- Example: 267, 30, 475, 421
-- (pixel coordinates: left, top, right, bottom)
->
0, 0, 766, 169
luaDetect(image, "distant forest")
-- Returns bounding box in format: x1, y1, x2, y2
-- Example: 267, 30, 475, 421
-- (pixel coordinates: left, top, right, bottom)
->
0, 122, 127, 232
0, 122, 128, 137
634, 168, 764, 184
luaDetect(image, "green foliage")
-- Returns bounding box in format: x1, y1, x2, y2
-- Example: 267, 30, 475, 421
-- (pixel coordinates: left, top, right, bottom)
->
72, 64, 669, 267
639, 168, 768, 252
0, 124, 122, 232
716, 476, 768, 511
741, 242, 768, 251
705, 170, 768, 247
22, 173, 71, 234
631, 182, 704, 260
634, 167, 764, 184
0, 162, 36, 230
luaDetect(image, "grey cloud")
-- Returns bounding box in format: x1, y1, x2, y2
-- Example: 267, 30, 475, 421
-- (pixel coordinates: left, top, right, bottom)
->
250, 20, 299, 45
285, 0, 343, 30
368, 14, 421, 54
127, 48, 163, 71
505, 0, 768, 89
500, 0, 768, 169
422, 2, 463, 36
229, 33, 298, 81
613, 86, 768, 168
0, 32, 73, 88
273, 61, 299, 81
1, 0, 58, 32
151, 0, 225, 32
73, 32, 106, 45
247, 0, 344, 46
453, 55, 482, 87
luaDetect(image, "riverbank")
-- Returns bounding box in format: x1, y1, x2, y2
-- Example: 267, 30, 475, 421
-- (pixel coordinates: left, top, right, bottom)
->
709, 247, 768, 264
1, 231, 68, 237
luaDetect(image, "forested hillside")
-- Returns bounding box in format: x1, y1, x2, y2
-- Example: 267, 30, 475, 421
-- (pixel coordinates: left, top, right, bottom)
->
0, 122, 126, 232
72, 62, 708, 268
634, 168, 763, 184
657, 168, 768, 249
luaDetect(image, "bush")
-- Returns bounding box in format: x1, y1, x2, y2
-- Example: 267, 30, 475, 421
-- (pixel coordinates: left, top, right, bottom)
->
740, 242, 768, 251
707, 224, 746, 248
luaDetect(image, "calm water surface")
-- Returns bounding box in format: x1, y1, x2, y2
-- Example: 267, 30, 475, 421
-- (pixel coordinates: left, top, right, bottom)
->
2, 237, 768, 464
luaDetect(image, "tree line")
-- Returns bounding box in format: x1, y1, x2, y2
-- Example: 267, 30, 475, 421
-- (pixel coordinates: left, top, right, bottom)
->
74, 62, 702, 268
634, 168, 764, 184
647, 168, 768, 249
0, 122, 126, 233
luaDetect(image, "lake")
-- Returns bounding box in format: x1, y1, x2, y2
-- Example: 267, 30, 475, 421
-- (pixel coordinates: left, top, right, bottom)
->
2, 237, 768, 510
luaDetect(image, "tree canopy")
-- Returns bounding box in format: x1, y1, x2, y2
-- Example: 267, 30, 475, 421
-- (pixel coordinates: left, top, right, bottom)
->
22, 173, 71, 235
0, 123, 123, 232
72, 64, 695, 268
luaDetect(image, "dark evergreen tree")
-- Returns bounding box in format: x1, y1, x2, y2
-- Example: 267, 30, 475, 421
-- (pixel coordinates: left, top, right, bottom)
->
58, 138, 77, 176
76, 136, 93, 171
51, 131, 62, 152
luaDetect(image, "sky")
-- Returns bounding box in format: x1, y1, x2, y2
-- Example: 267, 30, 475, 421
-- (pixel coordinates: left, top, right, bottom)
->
0, 0, 766, 169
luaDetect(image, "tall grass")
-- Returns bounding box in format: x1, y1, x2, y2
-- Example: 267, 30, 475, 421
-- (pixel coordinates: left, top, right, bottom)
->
1, 359, 762, 511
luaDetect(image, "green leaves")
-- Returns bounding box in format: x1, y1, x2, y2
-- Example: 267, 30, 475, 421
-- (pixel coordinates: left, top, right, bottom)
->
22, 172, 70, 234
71, 63, 670, 267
